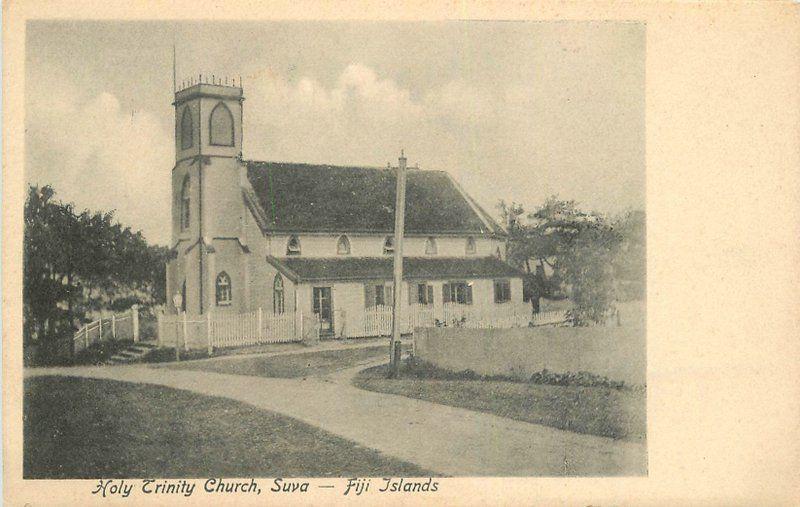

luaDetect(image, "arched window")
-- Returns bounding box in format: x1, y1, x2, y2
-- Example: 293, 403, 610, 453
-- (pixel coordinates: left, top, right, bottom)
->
466, 236, 477, 255
336, 235, 351, 255
180, 175, 191, 231
180, 107, 193, 150
209, 102, 234, 146
215, 272, 232, 306
286, 235, 301, 256
425, 236, 438, 255
273, 274, 285, 314
383, 236, 394, 255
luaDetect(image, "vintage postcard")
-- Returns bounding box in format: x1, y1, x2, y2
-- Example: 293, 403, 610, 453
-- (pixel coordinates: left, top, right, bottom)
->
3, 1, 799, 506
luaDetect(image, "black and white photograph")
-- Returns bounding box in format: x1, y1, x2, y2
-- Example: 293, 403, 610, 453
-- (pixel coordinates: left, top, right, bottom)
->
7, 1, 800, 505
20, 19, 647, 481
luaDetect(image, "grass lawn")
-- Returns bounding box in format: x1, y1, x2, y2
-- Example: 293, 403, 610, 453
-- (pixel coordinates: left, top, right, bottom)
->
24, 375, 430, 478
165, 345, 394, 378
353, 363, 646, 442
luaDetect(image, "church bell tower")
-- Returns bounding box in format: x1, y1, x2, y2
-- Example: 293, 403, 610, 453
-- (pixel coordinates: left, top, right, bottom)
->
166, 77, 246, 315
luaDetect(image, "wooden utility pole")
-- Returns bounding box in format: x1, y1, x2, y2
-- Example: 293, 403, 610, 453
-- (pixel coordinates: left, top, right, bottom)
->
390, 150, 407, 377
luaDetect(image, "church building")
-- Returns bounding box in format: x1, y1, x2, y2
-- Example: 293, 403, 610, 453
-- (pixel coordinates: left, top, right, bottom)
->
166, 79, 526, 338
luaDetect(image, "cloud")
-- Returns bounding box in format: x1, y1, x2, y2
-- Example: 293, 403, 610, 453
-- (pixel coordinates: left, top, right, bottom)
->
26, 62, 643, 246
26, 85, 173, 244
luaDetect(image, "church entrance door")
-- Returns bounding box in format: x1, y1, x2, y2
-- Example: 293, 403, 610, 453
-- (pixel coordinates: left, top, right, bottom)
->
312, 287, 334, 338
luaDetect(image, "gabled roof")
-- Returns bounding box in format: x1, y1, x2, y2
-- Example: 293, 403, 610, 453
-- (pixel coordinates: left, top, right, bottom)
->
245, 161, 505, 236
266, 256, 524, 283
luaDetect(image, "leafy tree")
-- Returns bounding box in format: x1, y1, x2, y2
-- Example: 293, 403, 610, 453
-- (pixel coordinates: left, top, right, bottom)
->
556, 215, 622, 324
24, 185, 168, 350
500, 196, 641, 325
611, 209, 646, 301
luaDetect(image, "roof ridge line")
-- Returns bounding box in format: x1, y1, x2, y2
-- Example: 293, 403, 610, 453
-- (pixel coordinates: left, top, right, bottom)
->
245, 158, 451, 175
245, 159, 388, 171
442, 172, 507, 236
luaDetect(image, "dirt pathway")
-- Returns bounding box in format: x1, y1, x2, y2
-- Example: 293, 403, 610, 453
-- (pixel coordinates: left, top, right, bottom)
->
25, 364, 646, 477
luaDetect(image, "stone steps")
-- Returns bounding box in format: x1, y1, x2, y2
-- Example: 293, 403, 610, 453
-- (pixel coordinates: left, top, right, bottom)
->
107, 342, 157, 365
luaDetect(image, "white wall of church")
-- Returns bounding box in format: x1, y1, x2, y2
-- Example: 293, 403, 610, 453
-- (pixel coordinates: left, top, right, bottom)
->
202, 158, 245, 239
267, 233, 506, 259
241, 211, 298, 317
295, 276, 523, 338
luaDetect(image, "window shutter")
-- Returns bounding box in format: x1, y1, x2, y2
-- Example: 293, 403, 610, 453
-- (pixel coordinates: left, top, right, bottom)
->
427, 285, 434, 305
364, 284, 374, 308
409, 283, 416, 306
443, 283, 451, 303
493, 281, 500, 303
386, 283, 394, 307
466, 284, 473, 305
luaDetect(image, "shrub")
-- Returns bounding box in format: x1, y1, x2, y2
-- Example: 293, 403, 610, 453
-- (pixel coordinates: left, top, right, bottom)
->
528, 368, 625, 389
400, 357, 632, 390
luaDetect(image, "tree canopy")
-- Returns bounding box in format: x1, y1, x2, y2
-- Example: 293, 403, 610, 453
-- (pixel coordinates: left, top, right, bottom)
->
499, 196, 645, 324
24, 185, 168, 344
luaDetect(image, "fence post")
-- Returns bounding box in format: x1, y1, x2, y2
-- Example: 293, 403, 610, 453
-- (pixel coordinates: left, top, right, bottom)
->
258, 307, 263, 339
182, 311, 188, 352
156, 310, 163, 348
207, 311, 213, 356
299, 311, 304, 342
112, 313, 117, 339
175, 316, 181, 361
98, 316, 103, 343
84, 324, 89, 349
131, 304, 140, 342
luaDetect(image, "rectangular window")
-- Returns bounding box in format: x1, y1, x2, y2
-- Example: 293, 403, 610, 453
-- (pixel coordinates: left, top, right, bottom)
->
365, 283, 393, 308
443, 281, 472, 305
494, 279, 511, 303
416, 283, 434, 305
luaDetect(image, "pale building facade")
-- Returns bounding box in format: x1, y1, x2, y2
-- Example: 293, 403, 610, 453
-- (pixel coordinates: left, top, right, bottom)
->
166, 81, 526, 337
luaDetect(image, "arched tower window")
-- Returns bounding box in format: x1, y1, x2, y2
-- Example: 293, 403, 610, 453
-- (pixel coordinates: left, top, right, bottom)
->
336, 235, 351, 255
180, 107, 193, 150
383, 236, 394, 255
180, 175, 191, 231
466, 236, 477, 255
273, 274, 285, 314
425, 236, 438, 255
215, 272, 232, 306
286, 235, 301, 256
209, 102, 234, 146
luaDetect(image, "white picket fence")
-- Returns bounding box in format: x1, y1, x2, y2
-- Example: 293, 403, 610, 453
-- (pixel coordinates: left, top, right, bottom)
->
209, 309, 297, 348
73, 305, 141, 353
158, 309, 315, 352
349, 303, 567, 338
156, 304, 569, 352
531, 310, 570, 327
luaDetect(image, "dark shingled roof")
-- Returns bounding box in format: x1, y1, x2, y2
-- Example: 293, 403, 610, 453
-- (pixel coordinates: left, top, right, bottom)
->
246, 161, 505, 235
266, 256, 525, 283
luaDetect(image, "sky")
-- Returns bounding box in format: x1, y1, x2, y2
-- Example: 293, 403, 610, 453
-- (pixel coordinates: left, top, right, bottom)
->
25, 20, 645, 246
